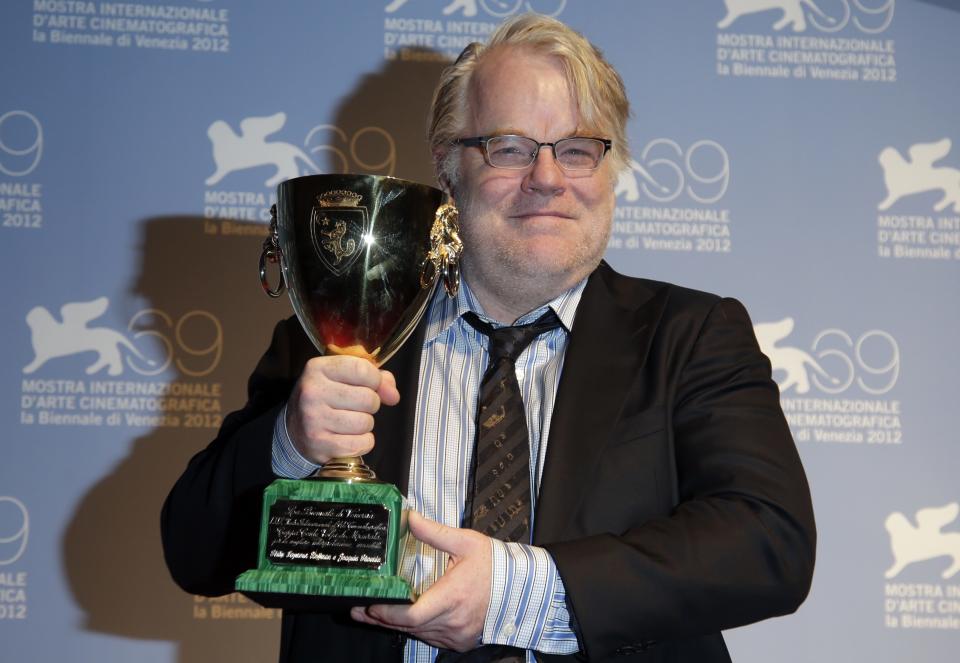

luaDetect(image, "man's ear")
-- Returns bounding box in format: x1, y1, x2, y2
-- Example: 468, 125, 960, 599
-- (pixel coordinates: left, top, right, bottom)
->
432, 149, 455, 200
438, 176, 455, 201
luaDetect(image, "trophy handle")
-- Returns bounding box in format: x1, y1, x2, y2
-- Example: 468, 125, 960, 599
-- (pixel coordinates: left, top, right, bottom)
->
260, 204, 286, 298
419, 202, 462, 298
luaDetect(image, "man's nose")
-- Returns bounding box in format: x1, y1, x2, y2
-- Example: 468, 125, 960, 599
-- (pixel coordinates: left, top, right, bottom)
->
521, 146, 565, 195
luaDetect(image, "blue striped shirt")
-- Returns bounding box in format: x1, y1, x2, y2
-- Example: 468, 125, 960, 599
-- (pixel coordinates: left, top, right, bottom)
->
272, 277, 585, 661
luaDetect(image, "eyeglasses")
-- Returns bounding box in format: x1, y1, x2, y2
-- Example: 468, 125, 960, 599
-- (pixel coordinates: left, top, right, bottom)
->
453, 135, 612, 171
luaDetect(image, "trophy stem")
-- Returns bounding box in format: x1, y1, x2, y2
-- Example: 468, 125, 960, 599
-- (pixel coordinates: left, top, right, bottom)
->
314, 456, 378, 481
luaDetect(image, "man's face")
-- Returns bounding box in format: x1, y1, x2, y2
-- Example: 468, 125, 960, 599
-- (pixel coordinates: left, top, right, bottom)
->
449, 47, 616, 321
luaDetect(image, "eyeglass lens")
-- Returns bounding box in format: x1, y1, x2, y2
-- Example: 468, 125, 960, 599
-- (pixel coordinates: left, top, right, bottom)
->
485, 136, 605, 170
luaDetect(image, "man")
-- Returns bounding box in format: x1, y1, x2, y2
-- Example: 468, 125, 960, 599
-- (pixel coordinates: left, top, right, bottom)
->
162, 14, 815, 662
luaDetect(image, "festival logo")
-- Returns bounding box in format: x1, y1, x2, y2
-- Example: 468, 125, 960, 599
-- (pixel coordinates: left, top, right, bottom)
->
23, 297, 154, 377
191, 593, 280, 621
202, 117, 396, 232
385, 0, 565, 19
611, 138, 733, 254
615, 158, 665, 205
718, 0, 842, 32
0, 496, 28, 621
0, 111, 43, 178
753, 318, 903, 445
883, 502, 960, 631
875, 138, 960, 261
0, 110, 44, 231
885, 503, 960, 580
30, 1, 231, 53
755, 318, 836, 394
205, 113, 318, 189
717, 0, 894, 33
0, 497, 29, 567
878, 139, 960, 214
715, 0, 897, 83
382, 0, 565, 61
19, 297, 225, 429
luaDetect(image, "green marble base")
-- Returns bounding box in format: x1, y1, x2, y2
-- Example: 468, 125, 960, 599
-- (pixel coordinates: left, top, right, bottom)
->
236, 477, 414, 610
235, 568, 413, 607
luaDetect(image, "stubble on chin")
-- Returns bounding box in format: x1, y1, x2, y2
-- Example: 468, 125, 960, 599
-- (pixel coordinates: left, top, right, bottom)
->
452, 178, 613, 315
458, 211, 607, 317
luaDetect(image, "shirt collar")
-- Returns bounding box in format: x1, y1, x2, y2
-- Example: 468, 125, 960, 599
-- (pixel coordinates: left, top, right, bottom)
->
423, 274, 588, 343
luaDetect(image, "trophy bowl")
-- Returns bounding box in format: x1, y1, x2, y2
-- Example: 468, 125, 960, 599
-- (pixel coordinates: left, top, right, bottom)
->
274, 173, 452, 365
238, 174, 461, 609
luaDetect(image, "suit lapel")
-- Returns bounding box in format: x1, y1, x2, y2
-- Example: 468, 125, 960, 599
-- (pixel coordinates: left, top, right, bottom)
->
533, 263, 666, 545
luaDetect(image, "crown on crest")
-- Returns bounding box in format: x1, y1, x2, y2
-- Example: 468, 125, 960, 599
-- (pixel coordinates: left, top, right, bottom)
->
316, 190, 363, 207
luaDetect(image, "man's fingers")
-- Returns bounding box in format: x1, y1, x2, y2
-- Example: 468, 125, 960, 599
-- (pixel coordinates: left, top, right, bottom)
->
349, 606, 367, 622
285, 355, 406, 464
350, 606, 465, 652
305, 402, 375, 434
349, 517, 491, 652
312, 354, 383, 389
408, 510, 473, 557
314, 381, 383, 414
350, 605, 391, 627
378, 370, 401, 406
353, 603, 424, 630
315, 432, 375, 458
359, 583, 480, 652
299, 361, 399, 415
361, 585, 451, 628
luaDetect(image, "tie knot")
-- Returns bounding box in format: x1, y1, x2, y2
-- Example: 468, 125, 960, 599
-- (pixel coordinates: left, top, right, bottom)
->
463, 310, 562, 364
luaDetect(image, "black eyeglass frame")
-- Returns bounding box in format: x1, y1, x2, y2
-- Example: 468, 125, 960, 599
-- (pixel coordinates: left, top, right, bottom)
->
452, 135, 613, 171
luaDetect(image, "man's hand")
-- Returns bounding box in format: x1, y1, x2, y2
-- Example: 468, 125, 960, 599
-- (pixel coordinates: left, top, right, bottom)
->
285, 355, 400, 464
350, 511, 492, 652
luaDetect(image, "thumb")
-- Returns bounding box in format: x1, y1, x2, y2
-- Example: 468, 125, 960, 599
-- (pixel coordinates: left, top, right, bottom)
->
378, 370, 400, 406
408, 511, 472, 557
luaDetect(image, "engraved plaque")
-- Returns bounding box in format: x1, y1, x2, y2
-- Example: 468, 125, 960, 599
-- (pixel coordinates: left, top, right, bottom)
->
266, 500, 389, 571
236, 477, 413, 608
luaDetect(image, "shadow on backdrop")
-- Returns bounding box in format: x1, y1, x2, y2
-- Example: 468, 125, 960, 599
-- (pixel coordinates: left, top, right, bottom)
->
320, 49, 450, 186
61, 215, 285, 663
60, 47, 450, 663
916, 0, 960, 11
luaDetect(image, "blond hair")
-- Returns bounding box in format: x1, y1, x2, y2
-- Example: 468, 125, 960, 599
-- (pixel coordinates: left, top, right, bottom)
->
428, 13, 630, 189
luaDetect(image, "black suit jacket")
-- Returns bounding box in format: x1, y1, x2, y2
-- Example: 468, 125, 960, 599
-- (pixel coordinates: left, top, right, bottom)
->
161, 262, 816, 662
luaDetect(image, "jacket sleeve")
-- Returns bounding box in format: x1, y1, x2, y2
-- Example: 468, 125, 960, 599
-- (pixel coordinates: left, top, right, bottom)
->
543, 297, 816, 659
160, 317, 310, 595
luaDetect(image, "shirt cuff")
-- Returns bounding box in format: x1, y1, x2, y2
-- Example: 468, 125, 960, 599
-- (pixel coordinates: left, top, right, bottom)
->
483, 540, 580, 655
271, 403, 321, 478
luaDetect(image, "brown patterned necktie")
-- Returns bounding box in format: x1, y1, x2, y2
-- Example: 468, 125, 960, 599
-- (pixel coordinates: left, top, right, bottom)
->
460, 309, 562, 543
436, 310, 562, 663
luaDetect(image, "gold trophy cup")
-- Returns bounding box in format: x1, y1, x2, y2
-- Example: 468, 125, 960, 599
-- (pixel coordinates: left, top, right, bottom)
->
236, 174, 461, 608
